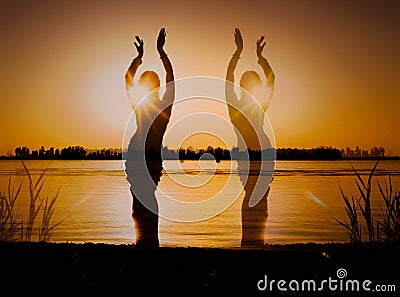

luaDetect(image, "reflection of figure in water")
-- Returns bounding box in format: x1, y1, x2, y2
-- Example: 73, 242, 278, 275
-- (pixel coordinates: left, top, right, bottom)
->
226, 28, 275, 247
125, 28, 174, 248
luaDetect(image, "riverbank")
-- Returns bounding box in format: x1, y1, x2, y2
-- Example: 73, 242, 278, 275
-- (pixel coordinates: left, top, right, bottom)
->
0, 241, 399, 295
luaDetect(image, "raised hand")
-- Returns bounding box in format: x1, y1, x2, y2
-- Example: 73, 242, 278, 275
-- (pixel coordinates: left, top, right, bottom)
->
157, 28, 166, 54
234, 28, 243, 54
256, 36, 266, 59
134, 35, 144, 58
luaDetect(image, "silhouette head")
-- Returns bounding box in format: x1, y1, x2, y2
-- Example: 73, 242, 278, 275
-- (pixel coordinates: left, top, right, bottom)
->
138, 71, 160, 92
240, 71, 262, 95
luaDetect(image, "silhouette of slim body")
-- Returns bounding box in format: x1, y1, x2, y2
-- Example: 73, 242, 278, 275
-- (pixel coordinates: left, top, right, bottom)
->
125, 28, 174, 248
225, 28, 275, 248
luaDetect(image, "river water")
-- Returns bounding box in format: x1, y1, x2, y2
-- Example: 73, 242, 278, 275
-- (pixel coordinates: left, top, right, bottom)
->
0, 159, 399, 247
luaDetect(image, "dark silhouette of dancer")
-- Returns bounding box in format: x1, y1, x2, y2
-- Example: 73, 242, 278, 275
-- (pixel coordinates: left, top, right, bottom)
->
125, 28, 174, 248
226, 28, 275, 248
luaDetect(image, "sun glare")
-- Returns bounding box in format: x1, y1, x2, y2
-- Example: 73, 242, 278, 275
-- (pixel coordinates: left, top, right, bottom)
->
127, 84, 159, 108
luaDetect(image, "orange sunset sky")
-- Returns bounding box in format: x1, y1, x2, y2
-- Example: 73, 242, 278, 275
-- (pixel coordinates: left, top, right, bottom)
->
1, 0, 399, 155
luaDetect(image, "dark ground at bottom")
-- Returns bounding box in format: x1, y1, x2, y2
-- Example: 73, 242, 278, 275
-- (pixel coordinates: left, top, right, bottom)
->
0, 241, 399, 296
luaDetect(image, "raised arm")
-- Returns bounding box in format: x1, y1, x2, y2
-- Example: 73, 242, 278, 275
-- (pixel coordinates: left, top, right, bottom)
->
125, 36, 144, 93
157, 28, 174, 84
256, 36, 275, 106
226, 27, 243, 116
226, 28, 244, 125
157, 27, 175, 114
226, 28, 243, 83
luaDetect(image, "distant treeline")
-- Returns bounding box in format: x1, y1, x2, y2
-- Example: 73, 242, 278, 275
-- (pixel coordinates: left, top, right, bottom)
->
0, 145, 381, 161
1, 146, 122, 160
277, 147, 343, 160
166, 146, 343, 160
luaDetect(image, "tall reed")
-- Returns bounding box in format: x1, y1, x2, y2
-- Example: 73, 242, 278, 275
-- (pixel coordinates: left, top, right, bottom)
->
39, 188, 64, 242
21, 160, 46, 241
351, 160, 379, 242
336, 160, 400, 243
0, 173, 23, 241
377, 175, 400, 242
0, 161, 63, 242
334, 187, 361, 243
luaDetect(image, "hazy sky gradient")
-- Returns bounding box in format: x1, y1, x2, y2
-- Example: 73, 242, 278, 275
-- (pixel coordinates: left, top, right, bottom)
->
1, 0, 399, 155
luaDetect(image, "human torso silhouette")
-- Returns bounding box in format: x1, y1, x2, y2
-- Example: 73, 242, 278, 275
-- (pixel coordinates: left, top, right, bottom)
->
124, 28, 174, 248
225, 28, 275, 247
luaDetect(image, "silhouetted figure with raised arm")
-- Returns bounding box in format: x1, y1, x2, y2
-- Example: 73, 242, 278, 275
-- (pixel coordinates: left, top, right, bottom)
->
125, 28, 175, 248
226, 28, 275, 248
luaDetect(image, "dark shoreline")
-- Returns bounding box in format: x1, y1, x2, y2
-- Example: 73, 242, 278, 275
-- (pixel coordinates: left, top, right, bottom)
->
1, 241, 399, 295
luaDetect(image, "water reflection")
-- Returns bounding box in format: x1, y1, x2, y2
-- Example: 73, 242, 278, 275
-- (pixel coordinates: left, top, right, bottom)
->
1, 160, 399, 246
